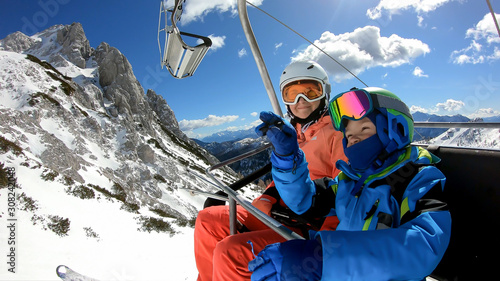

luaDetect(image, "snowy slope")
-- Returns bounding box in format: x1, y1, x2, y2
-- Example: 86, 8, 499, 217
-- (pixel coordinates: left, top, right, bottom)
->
0, 25, 261, 281
0, 151, 198, 280
419, 127, 499, 148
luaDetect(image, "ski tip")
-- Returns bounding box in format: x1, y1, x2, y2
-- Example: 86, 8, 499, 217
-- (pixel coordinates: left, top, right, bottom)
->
56, 265, 69, 278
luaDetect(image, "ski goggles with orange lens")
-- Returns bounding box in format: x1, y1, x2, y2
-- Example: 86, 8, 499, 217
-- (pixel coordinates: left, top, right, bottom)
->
329, 89, 373, 131
282, 80, 324, 105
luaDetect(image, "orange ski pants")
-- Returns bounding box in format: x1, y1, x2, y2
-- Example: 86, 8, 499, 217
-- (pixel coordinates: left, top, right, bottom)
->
194, 205, 292, 281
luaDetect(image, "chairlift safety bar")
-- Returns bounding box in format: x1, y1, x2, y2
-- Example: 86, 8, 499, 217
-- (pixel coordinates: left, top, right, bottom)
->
414, 122, 500, 129
205, 142, 304, 240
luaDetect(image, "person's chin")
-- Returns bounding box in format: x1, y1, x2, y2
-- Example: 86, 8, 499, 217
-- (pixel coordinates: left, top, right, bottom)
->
295, 110, 312, 118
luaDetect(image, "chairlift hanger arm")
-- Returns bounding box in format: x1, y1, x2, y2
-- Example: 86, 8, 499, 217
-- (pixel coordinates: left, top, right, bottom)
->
206, 0, 309, 241
237, 0, 283, 117
158, 0, 212, 79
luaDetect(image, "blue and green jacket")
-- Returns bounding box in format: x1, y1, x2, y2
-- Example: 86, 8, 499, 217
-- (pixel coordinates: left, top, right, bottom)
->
272, 146, 452, 281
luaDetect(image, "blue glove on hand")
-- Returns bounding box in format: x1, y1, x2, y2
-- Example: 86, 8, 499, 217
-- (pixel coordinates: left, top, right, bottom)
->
248, 239, 323, 281
255, 111, 299, 158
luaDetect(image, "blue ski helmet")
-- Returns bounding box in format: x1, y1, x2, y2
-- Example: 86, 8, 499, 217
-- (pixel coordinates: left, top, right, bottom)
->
330, 87, 414, 158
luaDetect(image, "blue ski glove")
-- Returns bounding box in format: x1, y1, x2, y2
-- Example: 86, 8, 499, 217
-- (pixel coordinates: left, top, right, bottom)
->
255, 111, 298, 157
248, 239, 323, 281
255, 111, 300, 169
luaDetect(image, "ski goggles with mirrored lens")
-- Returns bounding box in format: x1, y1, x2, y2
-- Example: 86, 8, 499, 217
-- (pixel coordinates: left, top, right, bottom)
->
329, 89, 374, 131
282, 80, 324, 105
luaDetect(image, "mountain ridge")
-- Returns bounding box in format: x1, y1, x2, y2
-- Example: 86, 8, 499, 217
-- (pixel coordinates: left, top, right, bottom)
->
0, 23, 245, 234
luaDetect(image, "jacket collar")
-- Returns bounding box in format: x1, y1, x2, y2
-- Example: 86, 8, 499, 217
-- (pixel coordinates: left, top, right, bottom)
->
336, 146, 433, 184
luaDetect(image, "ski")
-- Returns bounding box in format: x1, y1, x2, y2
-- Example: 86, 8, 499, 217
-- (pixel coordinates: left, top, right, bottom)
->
56, 265, 100, 281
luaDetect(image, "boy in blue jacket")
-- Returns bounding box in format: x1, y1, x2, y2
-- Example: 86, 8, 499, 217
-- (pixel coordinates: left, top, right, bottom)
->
250, 87, 451, 281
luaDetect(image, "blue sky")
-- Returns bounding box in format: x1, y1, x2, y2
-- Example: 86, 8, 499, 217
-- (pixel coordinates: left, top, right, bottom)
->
1, 0, 500, 138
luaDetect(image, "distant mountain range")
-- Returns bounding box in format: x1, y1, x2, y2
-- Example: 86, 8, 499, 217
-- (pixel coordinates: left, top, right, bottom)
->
199, 112, 500, 143
412, 112, 471, 141
197, 112, 500, 178
199, 127, 258, 143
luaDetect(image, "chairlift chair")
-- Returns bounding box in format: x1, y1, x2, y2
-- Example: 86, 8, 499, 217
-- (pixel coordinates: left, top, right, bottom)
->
158, 0, 212, 79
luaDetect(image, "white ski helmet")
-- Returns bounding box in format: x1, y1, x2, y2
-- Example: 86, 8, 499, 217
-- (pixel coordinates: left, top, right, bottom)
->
279, 61, 331, 102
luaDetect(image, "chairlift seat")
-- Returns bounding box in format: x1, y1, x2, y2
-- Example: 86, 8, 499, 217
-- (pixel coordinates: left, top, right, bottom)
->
158, 0, 212, 79
425, 145, 500, 280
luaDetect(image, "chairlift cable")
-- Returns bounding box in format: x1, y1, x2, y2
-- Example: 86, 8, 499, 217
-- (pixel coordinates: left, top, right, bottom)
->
246, 1, 369, 87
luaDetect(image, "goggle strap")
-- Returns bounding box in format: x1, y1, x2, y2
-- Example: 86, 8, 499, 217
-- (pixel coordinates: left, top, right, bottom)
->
371, 94, 413, 121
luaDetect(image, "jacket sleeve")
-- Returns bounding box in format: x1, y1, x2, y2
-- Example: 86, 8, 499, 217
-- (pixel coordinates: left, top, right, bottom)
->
271, 150, 316, 215
315, 166, 451, 281
272, 151, 336, 216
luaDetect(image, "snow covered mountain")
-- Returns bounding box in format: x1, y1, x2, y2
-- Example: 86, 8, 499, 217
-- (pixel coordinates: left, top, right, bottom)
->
196, 137, 272, 183
0, 23, 257, 280
412, 112, 499, 148
412, 112, 471, 141
416, 119, 500, 148
199, 127, 258, 143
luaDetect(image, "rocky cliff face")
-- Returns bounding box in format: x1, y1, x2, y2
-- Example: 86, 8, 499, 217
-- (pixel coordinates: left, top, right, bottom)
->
0, 23, 239, 225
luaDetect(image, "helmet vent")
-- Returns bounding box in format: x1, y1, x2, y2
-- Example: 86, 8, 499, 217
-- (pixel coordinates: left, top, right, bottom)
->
397, 123, 405, 135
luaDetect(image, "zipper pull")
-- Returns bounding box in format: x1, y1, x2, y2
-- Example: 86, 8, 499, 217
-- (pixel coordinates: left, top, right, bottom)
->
364, 199, 380, 220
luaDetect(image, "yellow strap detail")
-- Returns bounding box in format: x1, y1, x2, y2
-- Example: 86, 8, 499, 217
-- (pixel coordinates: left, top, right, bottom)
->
331, 183, 338, 195
363, 216, 373, 230
400, 197, 410, 219
338, 172, 348, 181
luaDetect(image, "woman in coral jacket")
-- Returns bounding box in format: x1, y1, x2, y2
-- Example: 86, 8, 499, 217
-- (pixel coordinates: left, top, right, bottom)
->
249, 87, 451, 281
194, 61, 347, 280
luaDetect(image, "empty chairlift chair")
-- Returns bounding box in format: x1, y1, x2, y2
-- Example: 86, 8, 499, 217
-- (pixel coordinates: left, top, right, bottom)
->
158, 0, 212, 79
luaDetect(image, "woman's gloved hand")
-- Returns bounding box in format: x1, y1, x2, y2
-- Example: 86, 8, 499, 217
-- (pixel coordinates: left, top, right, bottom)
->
255, 111, 298, 157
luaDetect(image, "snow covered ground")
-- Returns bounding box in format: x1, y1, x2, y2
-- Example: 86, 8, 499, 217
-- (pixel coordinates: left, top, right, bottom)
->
0, 153, 200, 281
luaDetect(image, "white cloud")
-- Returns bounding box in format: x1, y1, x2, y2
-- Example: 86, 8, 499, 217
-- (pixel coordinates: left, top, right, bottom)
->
466, 13, 500, 45
468, 108, 500, 119
412, 100, 500, 118
367, 0, 452, 21
250, 112, 258, 117
178, 0, 264, 24
178, 114, 239, 131
238, 48, 247, 58
225, 118, 261, 131
451, 40, 485, 64
249, 118, 262, 127
411, 99, 466, 114
412, 66, 428, 77
275, 42, 283, 52
488, 47, 500, 60
451, 13, 500, 64
291, 26, 430, 82
417, 15, 426, 28
206, 34, 226, 51
436, 99, 465, 111
410, 105, 431, 113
